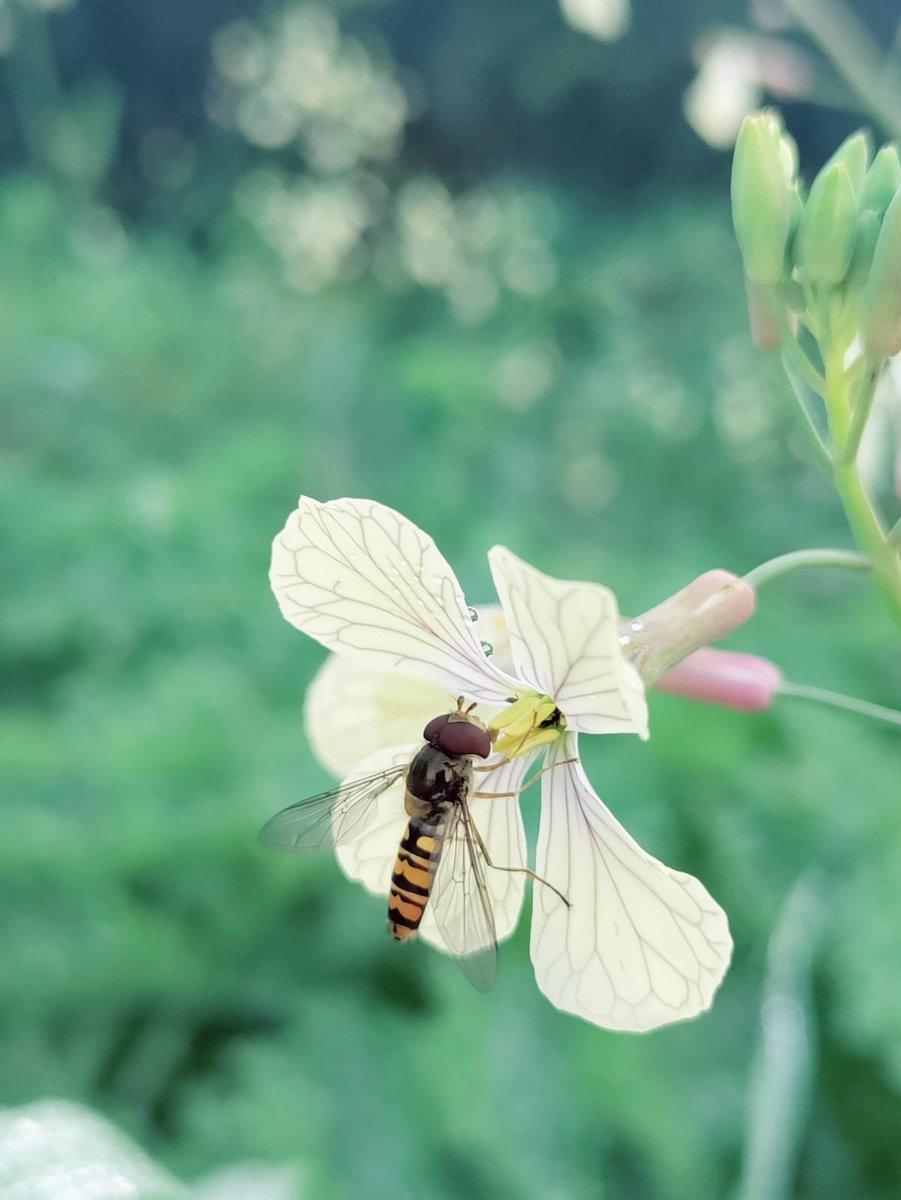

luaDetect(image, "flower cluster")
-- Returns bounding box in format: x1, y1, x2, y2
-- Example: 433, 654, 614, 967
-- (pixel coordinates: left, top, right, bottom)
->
731, 111, 901, 629
732, 112, 901, 361
270, 496, 737, 1031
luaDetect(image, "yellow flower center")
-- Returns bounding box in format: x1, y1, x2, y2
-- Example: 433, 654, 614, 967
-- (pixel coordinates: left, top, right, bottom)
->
489, 692, 567, 759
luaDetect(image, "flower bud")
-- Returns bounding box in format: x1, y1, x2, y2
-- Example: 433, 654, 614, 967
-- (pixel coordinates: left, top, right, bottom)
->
656, 648, 783, 711
797, 162, 858, 286
623, 570, 757, 688
861, 189, 901, 359
824, 130, 871, 196
861, 144, 901, 217
732, 111, 796, 285
844, 208, 881, 293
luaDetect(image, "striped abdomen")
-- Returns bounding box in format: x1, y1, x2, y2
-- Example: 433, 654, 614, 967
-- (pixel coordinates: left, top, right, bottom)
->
388, 813, 449, 941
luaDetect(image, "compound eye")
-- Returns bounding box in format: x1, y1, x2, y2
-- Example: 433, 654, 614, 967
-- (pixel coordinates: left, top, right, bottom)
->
435, 720, 492, 759
423, 714, 452, 745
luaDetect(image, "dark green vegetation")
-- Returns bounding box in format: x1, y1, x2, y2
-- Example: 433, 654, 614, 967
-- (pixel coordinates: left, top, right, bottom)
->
3, 1, 901, 1197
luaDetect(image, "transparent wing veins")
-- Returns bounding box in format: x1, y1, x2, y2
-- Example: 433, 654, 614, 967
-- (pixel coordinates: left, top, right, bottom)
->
427, 798, 499, 991
259, 764, 407, 853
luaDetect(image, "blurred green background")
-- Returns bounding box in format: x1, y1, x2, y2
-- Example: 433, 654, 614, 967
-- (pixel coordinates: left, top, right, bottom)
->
3, 0, 901, 1197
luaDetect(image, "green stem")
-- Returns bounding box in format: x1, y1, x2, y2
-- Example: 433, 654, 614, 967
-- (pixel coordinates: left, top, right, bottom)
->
779, 680, 901, 729
782, 355, 832, 475
781, 339, 826, 397
837, 364, 879, 466
736, 876, 821, 1200
743, 549, 871, 590
823, 349, 901, 628
888, 517, 901, 551
832, 459, 901, 627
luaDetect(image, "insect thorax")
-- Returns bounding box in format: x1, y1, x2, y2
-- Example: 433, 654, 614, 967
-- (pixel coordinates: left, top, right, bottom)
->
404, 743, 473, 819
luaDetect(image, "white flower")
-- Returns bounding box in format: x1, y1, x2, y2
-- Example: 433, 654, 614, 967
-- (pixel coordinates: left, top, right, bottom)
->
304, 604, 512, 776
270, 496, 732, 1031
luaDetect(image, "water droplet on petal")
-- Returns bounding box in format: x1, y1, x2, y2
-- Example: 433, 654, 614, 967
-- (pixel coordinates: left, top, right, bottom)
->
618, 633, 631, 646
467, 606, 479, 623
629, 619, 645, 633
480, 641, 494, 657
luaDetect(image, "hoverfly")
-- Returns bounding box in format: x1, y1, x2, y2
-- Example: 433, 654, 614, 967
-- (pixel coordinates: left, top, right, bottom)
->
260, 698, 565, 989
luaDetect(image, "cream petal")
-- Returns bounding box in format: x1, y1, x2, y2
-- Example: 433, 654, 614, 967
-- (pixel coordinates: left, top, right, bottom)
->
271, 498, 519, 703
304, 604, 513, 779
530, 737, 732, 1031
488, 545, 648, 737
305, 654, 454, 778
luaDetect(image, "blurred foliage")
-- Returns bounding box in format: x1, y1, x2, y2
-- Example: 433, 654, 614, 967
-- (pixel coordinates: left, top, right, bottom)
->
3, 164, 901, 1197
1, 0, 897, 220
2, 0, 901, 1197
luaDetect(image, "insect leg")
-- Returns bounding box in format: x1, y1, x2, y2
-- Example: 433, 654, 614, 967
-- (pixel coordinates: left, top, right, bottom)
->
468, 814, 571, 909
473, 758, 578, 797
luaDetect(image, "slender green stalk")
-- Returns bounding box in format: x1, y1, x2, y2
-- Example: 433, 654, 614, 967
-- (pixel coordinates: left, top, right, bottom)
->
781, 338, 826, 397
779, 680, 901, 728
743, 548, 871, 590
831, 457, 901, 606
822, 347, 901, 628
837, 365, 878, 466
736, 876, 822, 1200
782, 355, 832, 474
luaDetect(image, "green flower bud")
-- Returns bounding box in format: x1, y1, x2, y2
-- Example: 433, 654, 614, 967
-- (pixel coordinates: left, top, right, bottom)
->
861, 189, 901, 358
861, 144, 901, 217
797, 163, 858, 286
778, 130, 800, 188
845, 209, 881, 292
732, 111, 796, 285
784, 185, 803, 269
824, 130, 871, 196
835, 210, 882, 345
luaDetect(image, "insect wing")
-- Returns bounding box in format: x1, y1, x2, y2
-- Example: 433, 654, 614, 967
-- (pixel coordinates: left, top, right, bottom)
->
425, 798, 498, 991
260, 763, 407, 852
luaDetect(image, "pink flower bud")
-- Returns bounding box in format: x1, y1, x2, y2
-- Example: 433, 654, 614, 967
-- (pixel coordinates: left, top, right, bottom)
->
655, 647, 783, 711
624, 569, 758, 688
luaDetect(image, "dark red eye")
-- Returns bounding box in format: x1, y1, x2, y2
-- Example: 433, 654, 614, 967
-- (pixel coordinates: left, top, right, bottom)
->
422, 714, 491, 759
423, 714, 452, 745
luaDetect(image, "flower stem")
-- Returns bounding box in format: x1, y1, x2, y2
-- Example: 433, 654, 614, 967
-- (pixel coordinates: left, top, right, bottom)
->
736, 876, 821, 1200
782, 355, 832, 474
823, 347, 901, 629
781, 341, 826, 398
837, 365, 878, 466
779, 680, 901, 729
742, 549, 871, 590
